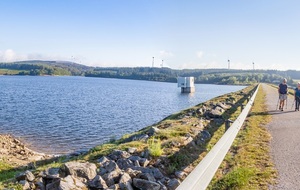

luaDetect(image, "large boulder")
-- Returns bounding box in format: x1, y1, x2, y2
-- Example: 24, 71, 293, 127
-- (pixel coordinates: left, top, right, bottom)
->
102, 170, 121, 187
130, 166, 164, 180
108, 150, 131, 161
167, 178, 181, 190
133, 178, 161, 190
59, 175, 86, 190
59, 161, 97, 181
89, 175, 108, 189
123, 134, 149, 143
41, 175, 61, 190
206, 107, 224, 118
137, 173, 156, 182
119, 173, 133, 190
39, 168, 60, 178
117, 158, 134, 170
98, 156, 120, 175
19, 180, 31, 190
45, 178, 61, 190
201, 130, 211, 140
16, 170, 35, 182
216, 102, 230, 110
147, 127, 160, 136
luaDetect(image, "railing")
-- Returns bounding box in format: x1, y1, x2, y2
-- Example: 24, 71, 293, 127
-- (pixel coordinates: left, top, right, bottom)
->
176, 84, 259, 190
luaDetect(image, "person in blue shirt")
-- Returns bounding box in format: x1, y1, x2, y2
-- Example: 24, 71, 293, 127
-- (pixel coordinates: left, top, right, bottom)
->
278, 78, 288, 111
294, 82, 300, 111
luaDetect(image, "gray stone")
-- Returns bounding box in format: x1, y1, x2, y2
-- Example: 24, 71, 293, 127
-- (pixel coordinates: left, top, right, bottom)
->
117, 158, 134, 170
157, 180, 168, 190
102, 170, 121, 187
201, 130, 211, 140
137, 173, 156, 182
16, 170, 35, 182
42, 175, 60, 189
59, 175, 86, 190
133, 178, 160, 190
140, 150, 150, 158
108, 184, 120, 190
134, 160, 140, 167
128, 155, 141, 162
175, 171, 187, 180
125, 168, 142, 178
69, 148, 89, 157
207, 108, 224, 118
45, 178, 61, 190
130, 166, 164, 179
99, 158, 120, 175
147, 127, 160, 136
35, 178, 46, 190
119, 173, 133, 190
120, 182, 134, 190
98, 156, 111, 165
59, 175, 77, 190
89, 175, 108, 189
19, 180, 30, 190
119, 173, 132, 183
217, 102, 230, 109
59, 161, 97, 181
127, 147, 137, 154
139, 158, 150, 167
167, 178, 181, 190
123, 134, 149, 143
108, 150, 131, 161
39, 168, 60, 178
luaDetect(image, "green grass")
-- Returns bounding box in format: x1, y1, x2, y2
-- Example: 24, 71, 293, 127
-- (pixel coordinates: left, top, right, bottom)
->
148, 137, 163, 157
0, 160, 23, 189
211, 167, 255, 190
0, 161, 17, 181
0, 69, 25, 75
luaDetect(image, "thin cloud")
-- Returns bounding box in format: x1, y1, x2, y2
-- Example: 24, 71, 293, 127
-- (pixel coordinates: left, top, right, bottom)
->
0, 49, 18, 62
159, 50, 174, 58
196, 51, 204, 59
0, 49, 77, 63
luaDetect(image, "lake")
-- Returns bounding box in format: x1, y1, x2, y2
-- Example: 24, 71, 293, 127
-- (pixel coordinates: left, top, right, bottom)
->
0, 76, 245, 154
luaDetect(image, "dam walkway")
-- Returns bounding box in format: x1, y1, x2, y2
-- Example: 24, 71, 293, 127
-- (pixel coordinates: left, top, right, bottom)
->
262, 84, 300, 189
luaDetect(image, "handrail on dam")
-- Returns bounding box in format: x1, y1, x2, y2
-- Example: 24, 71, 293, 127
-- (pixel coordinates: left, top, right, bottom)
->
176, 84, 260, 190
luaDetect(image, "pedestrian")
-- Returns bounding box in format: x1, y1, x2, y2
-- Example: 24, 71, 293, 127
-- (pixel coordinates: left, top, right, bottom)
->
294, 82, 300, 111
278, 78, 288, 111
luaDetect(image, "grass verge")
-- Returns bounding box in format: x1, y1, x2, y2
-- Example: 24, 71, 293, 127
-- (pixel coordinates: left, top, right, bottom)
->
208, 85, 277, 189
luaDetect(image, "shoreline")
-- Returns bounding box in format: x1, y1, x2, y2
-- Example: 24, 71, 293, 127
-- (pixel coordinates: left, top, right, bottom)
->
0, 134, 53, 167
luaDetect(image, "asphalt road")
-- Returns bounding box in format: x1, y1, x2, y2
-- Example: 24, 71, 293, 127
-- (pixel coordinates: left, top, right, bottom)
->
262, 84, 300, 189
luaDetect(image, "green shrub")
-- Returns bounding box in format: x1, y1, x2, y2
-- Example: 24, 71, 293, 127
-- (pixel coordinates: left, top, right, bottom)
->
147, 137, 163, 157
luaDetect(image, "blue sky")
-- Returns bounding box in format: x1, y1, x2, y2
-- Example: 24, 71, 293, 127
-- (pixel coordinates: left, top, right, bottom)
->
0, 0, 299, 70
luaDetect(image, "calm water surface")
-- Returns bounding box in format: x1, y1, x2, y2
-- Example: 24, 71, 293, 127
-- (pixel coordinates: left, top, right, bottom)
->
0, 76, 245, 154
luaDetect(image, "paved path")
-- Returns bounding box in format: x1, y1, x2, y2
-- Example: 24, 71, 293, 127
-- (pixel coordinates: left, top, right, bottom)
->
262, 83, 300, 189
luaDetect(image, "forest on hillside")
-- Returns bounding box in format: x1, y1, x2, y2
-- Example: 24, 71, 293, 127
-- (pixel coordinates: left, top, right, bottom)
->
0, 61, 299, 85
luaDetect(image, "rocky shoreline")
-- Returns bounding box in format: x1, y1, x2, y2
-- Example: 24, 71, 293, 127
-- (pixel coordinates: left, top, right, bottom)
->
0, 134, 53, 167
1, 85, 255, 190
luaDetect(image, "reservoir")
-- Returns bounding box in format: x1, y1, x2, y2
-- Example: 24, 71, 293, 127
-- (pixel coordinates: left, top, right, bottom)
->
0, 76, 245, 154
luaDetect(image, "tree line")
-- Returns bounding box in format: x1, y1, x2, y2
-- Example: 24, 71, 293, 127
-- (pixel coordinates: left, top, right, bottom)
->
0, 61, 299, 85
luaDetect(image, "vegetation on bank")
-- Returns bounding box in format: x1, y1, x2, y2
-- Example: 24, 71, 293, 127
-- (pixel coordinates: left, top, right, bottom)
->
208, 86, 277, 189
1, 60, 299, 85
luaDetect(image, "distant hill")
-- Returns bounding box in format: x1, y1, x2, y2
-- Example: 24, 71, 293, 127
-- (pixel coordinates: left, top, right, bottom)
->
0, 60, 299, 85
0, 60, 92, 76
